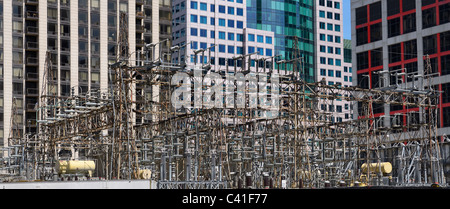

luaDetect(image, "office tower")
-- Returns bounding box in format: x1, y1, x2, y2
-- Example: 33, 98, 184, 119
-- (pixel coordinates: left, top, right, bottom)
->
247, 0, 315, 82
315, 0, 352, 123
0, 0, 172, 150
352, 0, 450, 133
171, 0, 275, 71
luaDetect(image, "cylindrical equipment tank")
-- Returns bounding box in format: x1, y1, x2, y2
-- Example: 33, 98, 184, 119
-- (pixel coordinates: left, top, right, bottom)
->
56, 160, 96, 177
361, 162, 392, 174
138, 169, 152, 180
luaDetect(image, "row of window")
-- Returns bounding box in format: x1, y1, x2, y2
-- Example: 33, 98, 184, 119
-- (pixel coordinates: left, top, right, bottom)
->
318, 10, 341, 21
319, 57, 342, 66
319, 22, 341, 32
190, 41, 273, 56
319, 45, 342, 55
190, 15, 245, 28
189, 56, 271, 67
319, 33, 342, 43
189, 28, 273, 44
319, 69, 353, 80
189, 1, 243, 13
318, 0, 341, 9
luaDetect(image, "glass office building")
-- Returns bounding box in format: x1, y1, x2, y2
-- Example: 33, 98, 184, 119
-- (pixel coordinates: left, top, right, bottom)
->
247, 0, 315, 82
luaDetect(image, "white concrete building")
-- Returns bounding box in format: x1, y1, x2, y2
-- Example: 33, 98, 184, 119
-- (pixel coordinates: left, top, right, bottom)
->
171, 0, 275, 71
315, 0, 352, 122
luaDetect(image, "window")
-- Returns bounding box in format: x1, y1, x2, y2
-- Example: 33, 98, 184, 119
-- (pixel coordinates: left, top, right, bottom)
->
423, 7, 436, 29
200, 16, 207, 24
327, 46, 333, 54
266, 36, 272, 44
440, 3, 450, 25
388, 18, 401, 38
319, 10, 325, 18
237, 21, 243, 28
237, 34, 243, 41
257, 48, 264, 55
219, 18, 225, 26
200, 2, 207, 11
403, 0, 416, 12
237, 8, 243, 16
403, 13, 416, 34
357, 51, 369, 70
328, 70, 334, 77
219, 5, 225, 13
248, 46, 255, 53
191, 1, 198, 9
228, 46, 234, 54
320, 22, 325, 29
228, 6, 234, 15
266, 49, 272, 56
228, 33, 234, 41
423, 34, 437, 55
219, 44, 225, 53
356, 27, 368, 46
320, 69, 326, 76
219, 31, 225, 39
387, 0, 400, 16
371, 49, 383, 67
257, 35, 264, 43
444, 107, 450, 127
320, 45, 326, 53
336, 59, 342, 66
211, 4, 215, 12
248, 34, 255, 42
370, 23, 382, 42
210, 17, 215, 25
355, 6, 367, 25
200, 29, 207, 37
336, 71, 341, 78
370, 2, 381, 21
404, 39, 417, 60
388, 43, 402, 64
441, 31, 450, 52
328, 58, 334, 65
442, 54, 450, 75
327, 23, 333, 31
191, 28, 198, 36
443, 83, 450, 103
210, 30, 215, 38
190, 14, 198, 23
228, 19, 234, 28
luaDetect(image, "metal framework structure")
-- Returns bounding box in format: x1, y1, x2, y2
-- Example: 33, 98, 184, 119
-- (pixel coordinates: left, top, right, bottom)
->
0, 27, 447, 188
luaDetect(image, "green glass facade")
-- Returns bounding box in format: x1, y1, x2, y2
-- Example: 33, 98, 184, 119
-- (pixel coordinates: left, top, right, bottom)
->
247, 0, 315, 82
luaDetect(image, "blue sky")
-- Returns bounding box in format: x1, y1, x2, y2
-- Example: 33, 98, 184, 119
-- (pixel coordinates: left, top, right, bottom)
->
343, 0, 351, 40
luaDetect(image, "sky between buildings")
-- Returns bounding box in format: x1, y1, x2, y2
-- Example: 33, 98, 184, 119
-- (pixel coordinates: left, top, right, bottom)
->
343, 0, 351, 40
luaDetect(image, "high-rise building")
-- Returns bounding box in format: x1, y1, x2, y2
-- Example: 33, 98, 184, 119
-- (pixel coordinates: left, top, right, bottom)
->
246, 0, 315, 82
171, 0, 275, 71
315, 0, 352, 123
352, 0, 450, 133
0, 0, 172, 149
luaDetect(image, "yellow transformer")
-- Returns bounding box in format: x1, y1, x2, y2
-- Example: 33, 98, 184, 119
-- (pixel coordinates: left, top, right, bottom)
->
56, 160, 96, 177
138, 169, 152, 180
361, 162, 392, 175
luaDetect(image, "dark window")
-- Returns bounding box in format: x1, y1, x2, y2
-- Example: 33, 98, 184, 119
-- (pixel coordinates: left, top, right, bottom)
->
440, 3, 450, 25
370, 2, 381, 21
403, 13, 416, 34
355, 6, 367, 25
422, 7, 436, 29
371, 48, 383, 67
442, 83, 450, 104
405, 62, 418, 82
389, 65, 402, 85
370, 23, 382, 42
357, 73, 369, 89
440, 31, 450, 52
423, 35, 437, 55
442, 54, 450, 75
403, 39, 417, 60
443, 107, 450, 127
388, 43, 402, 64
403, 0, 416, 12
387, 0, 400, 16
388, 18, 401, 38
357, 51, 369, 70
356, 27, 368, 46
422, 0, 436, 7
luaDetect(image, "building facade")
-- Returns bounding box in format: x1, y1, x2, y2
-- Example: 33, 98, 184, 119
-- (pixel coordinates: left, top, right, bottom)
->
315, 0, 352, 123
246, 0, 315, 82
171, 0, 274, 71
352, 0, 450, 133
0, 0, 172, 149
